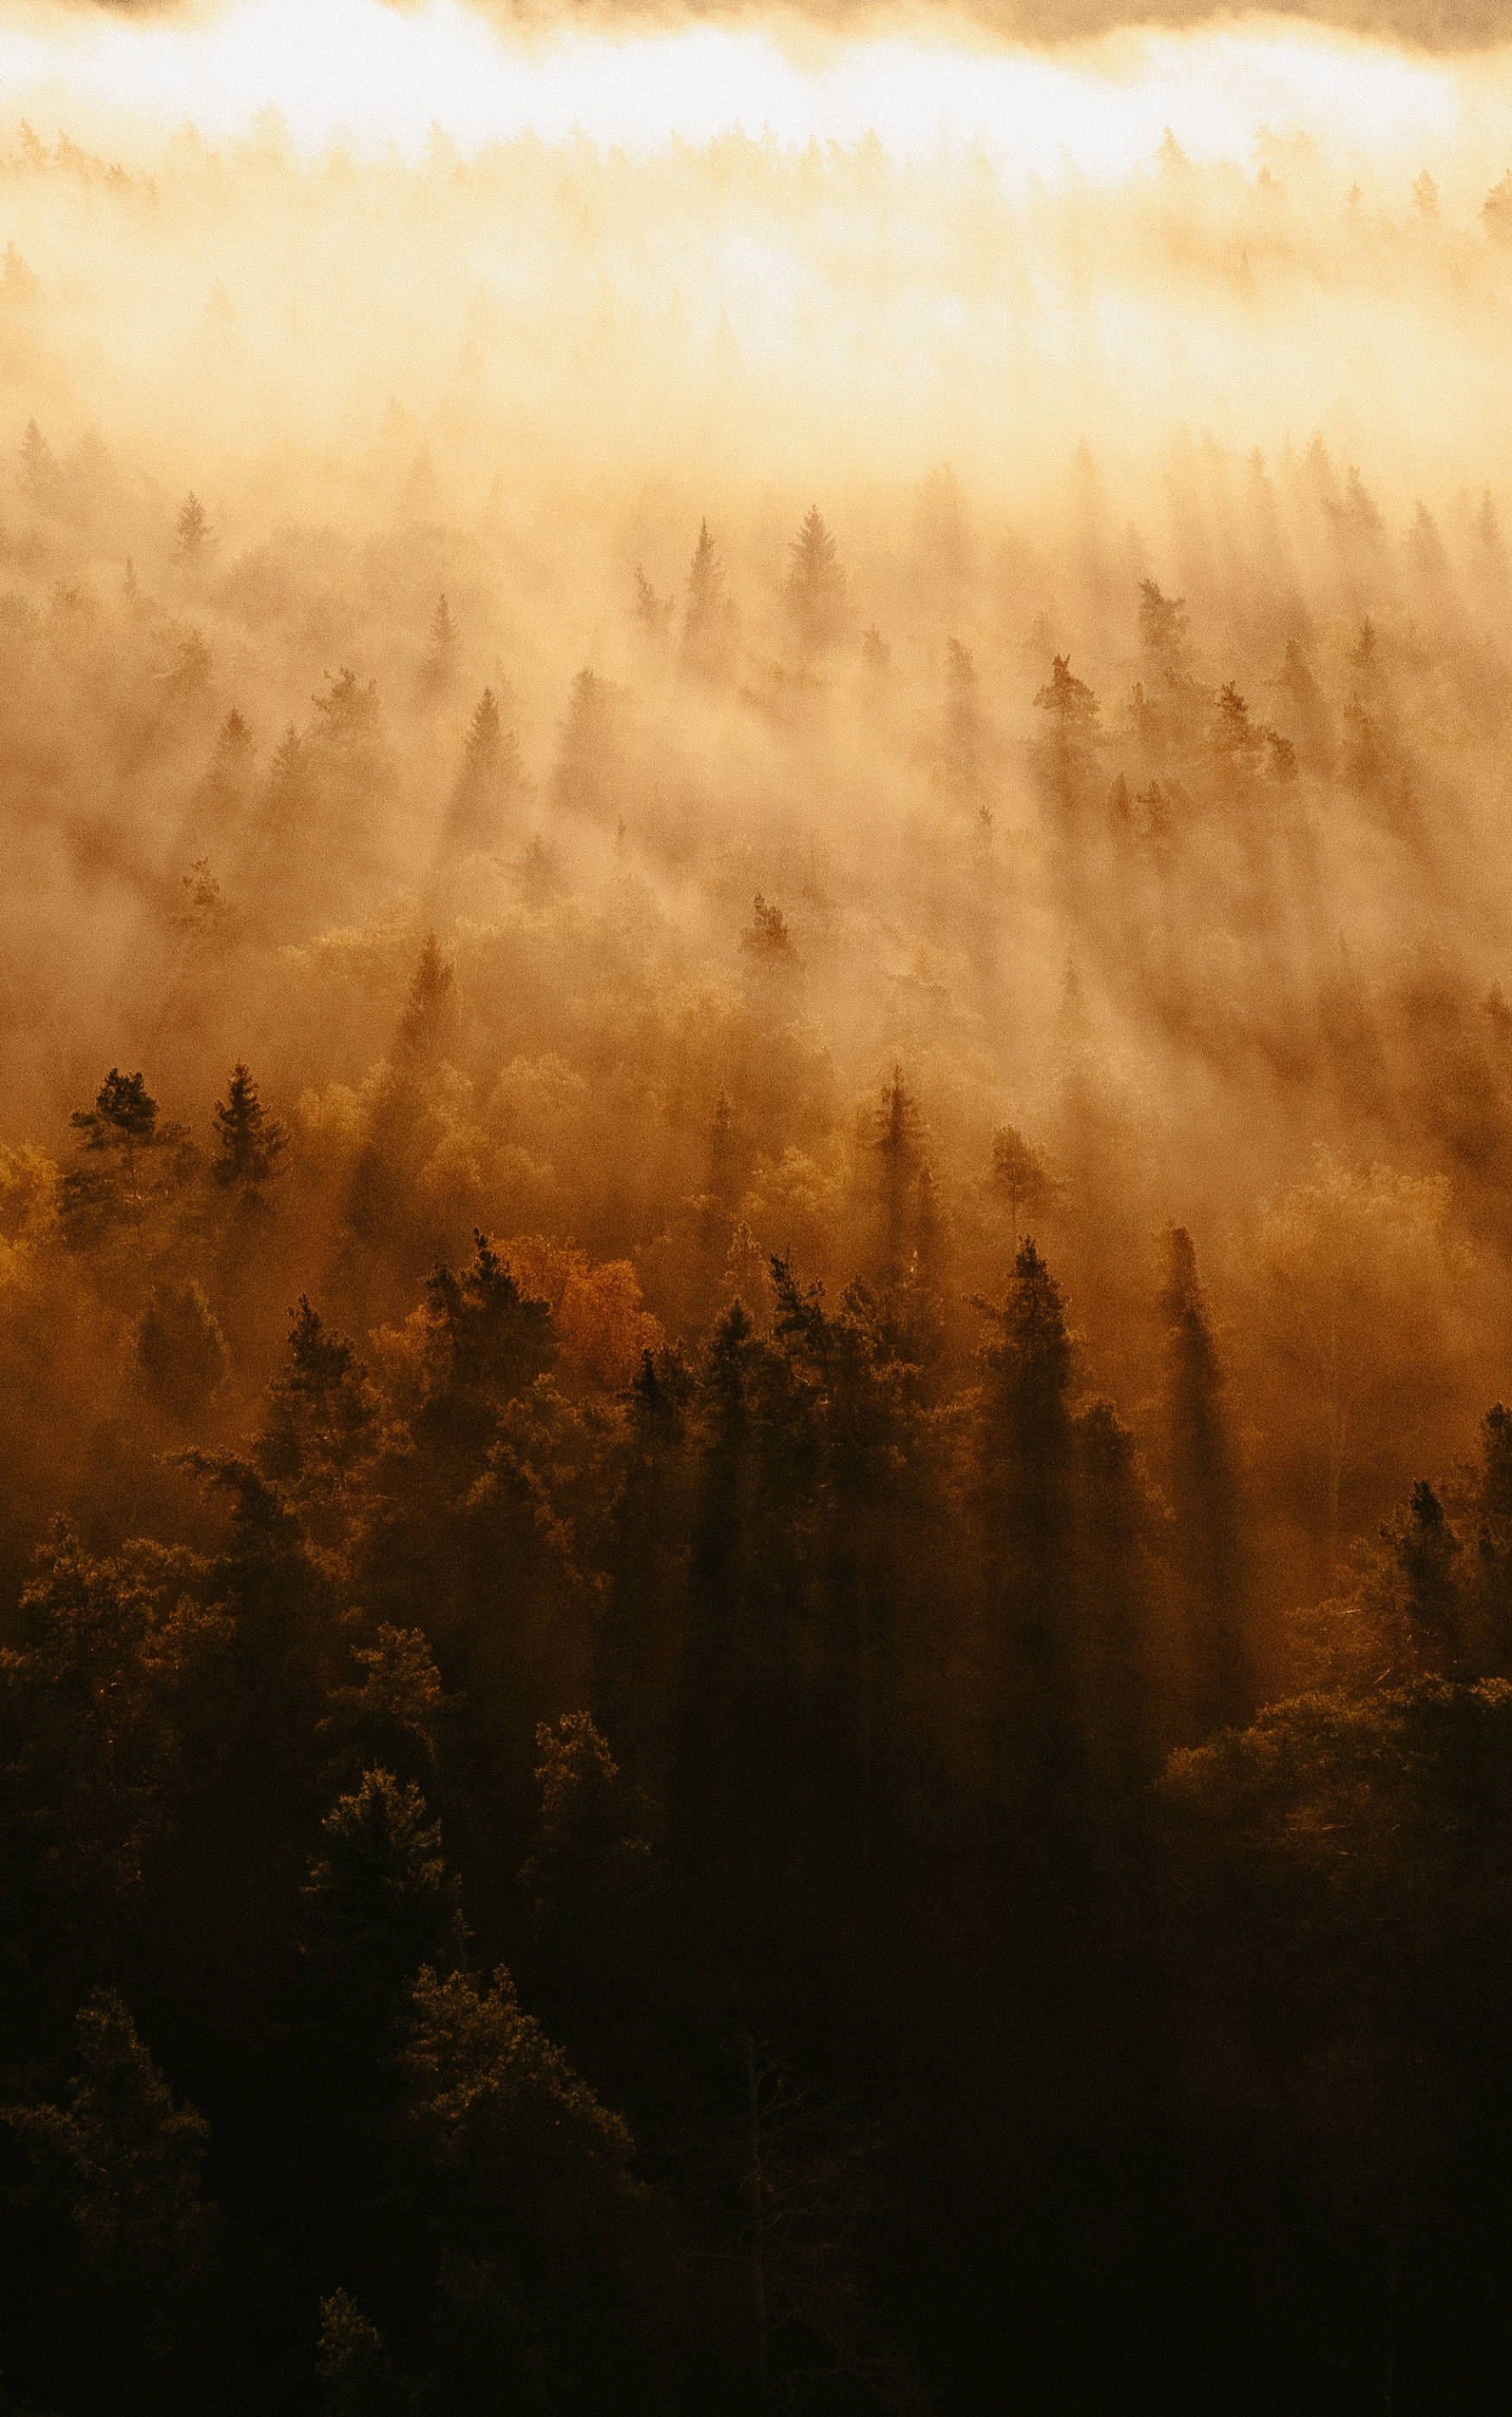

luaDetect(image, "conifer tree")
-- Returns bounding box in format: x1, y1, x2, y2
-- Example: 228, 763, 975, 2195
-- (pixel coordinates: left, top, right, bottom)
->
1157, 1226, 1255, 1739
137, 1278, 230, 1422
303, 1768, 465, 2027
975, 1239, 1082, 1906
1071, 1396, 1156, 1795
212, 1060, 288, 1196
990, 1125, 1058, 1253
1137, 577, 1189, 671
205, 706, 254, 808
1033, 654, 1099, 808
784, 504, 845, 650
633, 565, 674, 639
740, 892, 797, 964
448, 684, 526, 848
257, 1297, 381, 1519
551, 668, 619, 818
3, 1991, 221, 2408
175, 491, 211, 559
16, 416, 58, 502
860, 623, 891, 675
312, 666, 379, 749
871, 1067, 924, 1283
421, 590, 457, 691
1466, 1404, 1512, 1674
1395, 1480, 1461, 1673
394, 931, 456, 1063
682, 518, 734, 678
422, 1228, 555, 1413
598, 1344, 696, 1771
66, 1068, 173, 1226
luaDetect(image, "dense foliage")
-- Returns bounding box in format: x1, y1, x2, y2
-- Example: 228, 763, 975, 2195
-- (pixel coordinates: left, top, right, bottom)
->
4, 110, 1512, 2411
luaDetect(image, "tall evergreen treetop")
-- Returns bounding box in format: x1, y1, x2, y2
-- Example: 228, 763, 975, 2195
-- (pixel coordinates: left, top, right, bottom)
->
784, 505, 845, 648
175, 492, 211, 559
683, 518, 734, 677
212, 1062, 288, 1194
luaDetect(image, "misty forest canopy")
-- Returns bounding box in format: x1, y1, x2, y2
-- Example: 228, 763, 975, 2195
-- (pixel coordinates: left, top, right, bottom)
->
7, 97, 1512, 2417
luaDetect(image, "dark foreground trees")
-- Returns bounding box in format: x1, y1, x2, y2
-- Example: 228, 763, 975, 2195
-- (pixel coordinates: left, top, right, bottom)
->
5, 1144, 1512, 2413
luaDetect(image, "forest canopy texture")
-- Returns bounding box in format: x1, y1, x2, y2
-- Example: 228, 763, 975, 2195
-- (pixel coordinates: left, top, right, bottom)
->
3, 48, 1512, 2417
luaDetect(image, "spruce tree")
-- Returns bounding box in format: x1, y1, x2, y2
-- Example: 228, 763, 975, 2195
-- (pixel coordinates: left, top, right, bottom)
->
975, 1239, 1083, 1924
421, 590, 457, 691
1033, 654, 1099, 808
682, 518, 734, 678
175, 491, 211, 559
1157, 1225, 1255, 1739
212, 1061, 289, 1196
990, 1126, 1058, 1253
784, 504, 845, 650
871, 1067, 924, 1284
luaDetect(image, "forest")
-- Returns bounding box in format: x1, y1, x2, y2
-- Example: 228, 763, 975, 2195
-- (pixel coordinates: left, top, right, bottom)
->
4, 70, 1512, 2414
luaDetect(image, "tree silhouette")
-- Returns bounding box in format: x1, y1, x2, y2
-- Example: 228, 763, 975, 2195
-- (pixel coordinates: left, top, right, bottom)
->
175, 491, 211, 559
69, 1069, 163, 1220
990, 1126, 1059, 1251
421, 591, 457, 692
784, 505, 845, 651
212, 1062, 289, 1195
682, 518, 734, 678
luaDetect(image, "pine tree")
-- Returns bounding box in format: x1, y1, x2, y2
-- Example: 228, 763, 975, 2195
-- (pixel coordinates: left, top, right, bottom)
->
740, 893, 797, 964
16, 416, 57, 502
449, 685, 526, 846
256, 1297, 381, 1519
136, 1278, 230, 1422
1137, 578, 1189, 670
175, 491, 211, 559
682, 518, 734, 678
422, 1229, 555, 1415
303, 1767, 465, 2024
1157, 1225, 1255, 1738
1071, 1397, 1156, 1795
975, 1240, 1082, 1915
784, 504, 845, 650
1394, 1480, 1461, 1674
67, 1068, 169, 1224
263, 722, 307, 829
3, 1991, 221, 2407
394, 932, 456, 1063
1468, 1404, 1512, 1673
551, 668, 618, 818
1213, 679, 1263, 772
212, 1061, 289, 1195
421, 591, 457, 693
633, 565, 674, 639
312, 666, 379, 748
1033, 654, 1099, 807
871, 1067, 924, 1284
205, 706, 254, 801
990, 1126, 1059, 1253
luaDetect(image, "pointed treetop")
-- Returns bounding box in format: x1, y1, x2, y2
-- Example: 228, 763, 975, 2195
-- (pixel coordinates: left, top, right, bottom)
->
212, 1062, 288, 1192
176, 492, 211, 558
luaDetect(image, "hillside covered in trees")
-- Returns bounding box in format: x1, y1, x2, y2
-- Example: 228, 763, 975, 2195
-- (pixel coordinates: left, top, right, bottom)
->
4, 89, 1512, 2415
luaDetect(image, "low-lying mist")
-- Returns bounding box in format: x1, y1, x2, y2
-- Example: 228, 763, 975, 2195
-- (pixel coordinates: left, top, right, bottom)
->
0, 92, 1510, 1601
8, 23, 1512, 2412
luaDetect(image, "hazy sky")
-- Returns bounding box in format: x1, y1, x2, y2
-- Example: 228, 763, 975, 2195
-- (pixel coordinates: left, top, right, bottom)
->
1, 0, 1504, 177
